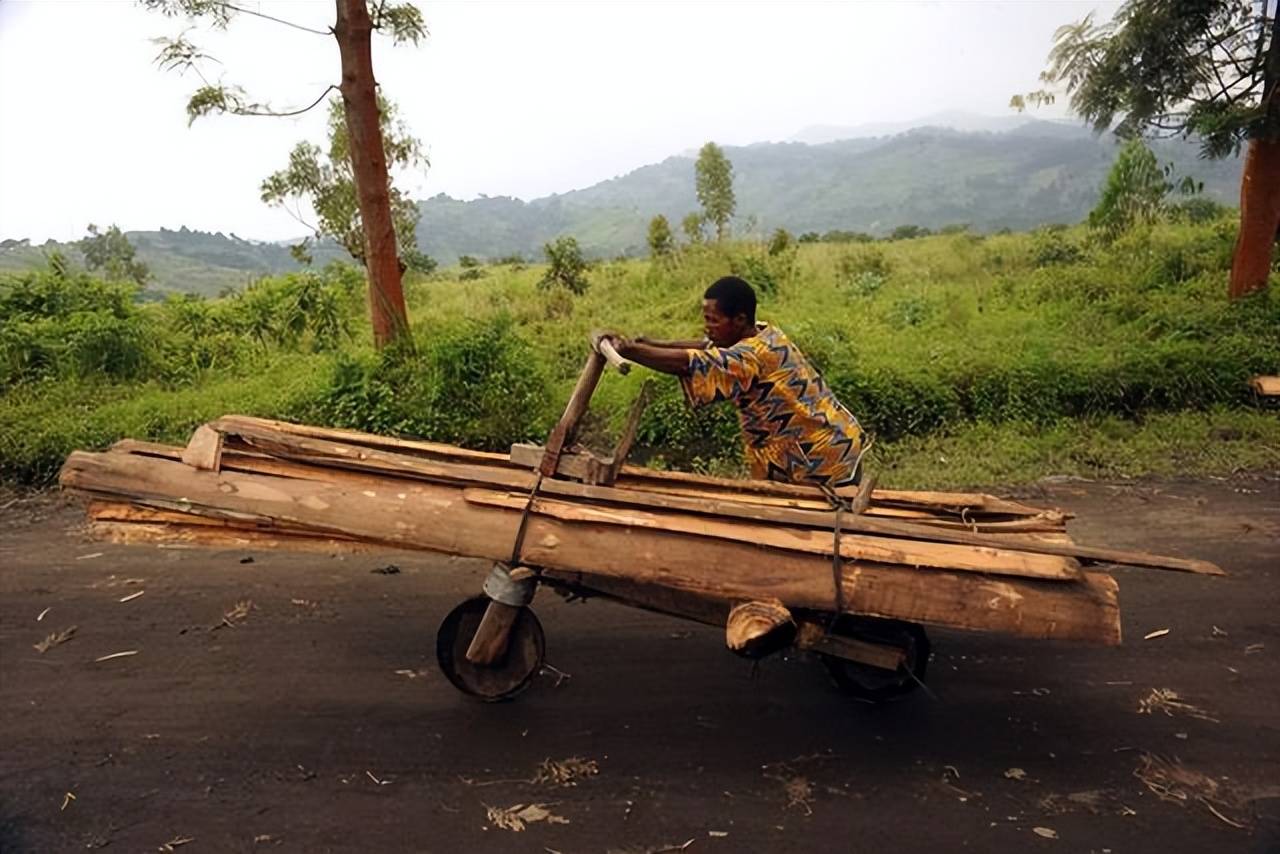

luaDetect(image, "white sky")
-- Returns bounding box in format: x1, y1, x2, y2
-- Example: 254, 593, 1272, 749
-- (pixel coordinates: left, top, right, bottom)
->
0, 0, 1117, 243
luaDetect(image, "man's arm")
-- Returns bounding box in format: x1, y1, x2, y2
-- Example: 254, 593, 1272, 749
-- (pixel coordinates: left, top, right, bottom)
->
635, 336, 709, 350
612, 338, 693, 375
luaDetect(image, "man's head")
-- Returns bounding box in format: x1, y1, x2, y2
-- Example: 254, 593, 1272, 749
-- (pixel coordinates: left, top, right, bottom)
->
702, 276, 757, 347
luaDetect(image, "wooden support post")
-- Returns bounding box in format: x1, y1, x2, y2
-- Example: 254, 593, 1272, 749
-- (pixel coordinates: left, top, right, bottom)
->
465, 600, 523, 665
540, 350, 606, 477
1251, 375, 1280, 396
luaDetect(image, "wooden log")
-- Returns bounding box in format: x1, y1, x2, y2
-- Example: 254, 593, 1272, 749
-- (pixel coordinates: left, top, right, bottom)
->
725, 598, 796, 658
59, 450, 1121, 643
90, 520, 382, 554
793, 621, 906, 670
461, 488, 1084, 580
180, 424, 224, 471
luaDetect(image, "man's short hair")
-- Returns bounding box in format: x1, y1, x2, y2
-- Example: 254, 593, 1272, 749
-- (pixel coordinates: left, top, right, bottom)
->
705, 276, 757, 322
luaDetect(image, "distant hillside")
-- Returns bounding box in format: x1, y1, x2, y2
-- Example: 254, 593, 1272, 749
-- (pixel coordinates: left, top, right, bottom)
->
415, 121, 1243, 263
1, 120, 1247, 291
0, 228, 346, 297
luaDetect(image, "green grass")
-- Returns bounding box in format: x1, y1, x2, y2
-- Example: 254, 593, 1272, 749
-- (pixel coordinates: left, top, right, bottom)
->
2, 219, 1277, 489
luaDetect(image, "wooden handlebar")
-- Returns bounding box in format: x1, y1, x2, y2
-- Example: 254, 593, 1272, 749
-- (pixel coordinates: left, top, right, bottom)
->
596, 338, 631, 375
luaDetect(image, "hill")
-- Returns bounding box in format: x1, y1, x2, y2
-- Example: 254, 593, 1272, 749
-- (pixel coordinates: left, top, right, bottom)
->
415, 121, 1244, 263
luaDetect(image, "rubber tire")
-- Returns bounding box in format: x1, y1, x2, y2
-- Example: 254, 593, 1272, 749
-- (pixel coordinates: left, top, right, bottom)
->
436, 596, 546, 702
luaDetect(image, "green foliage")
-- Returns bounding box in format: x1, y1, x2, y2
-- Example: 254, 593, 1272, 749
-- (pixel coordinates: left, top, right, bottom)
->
647, 215, 675, 258
889, 225, 932, 241
260, 96, 427, 269
1089, 138, 1172, 236
80, 224, 149, 285
1014, 1, 1274, 157
681, 213, 707, 245
767, 228, 794, 257
306, 315, 549, 448
694, 142, 736, 240
5, 221, 1279, 488
536, 236, 590, 295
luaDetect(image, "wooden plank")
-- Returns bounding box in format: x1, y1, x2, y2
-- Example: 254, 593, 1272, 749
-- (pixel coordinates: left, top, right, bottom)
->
59, 451, 1120, 643
211, 415, 512, 465
604, 380, 653, 483
462, 488, 1084, 580
180, 425, 224, 471
1251, 375, 1280, 396
793, 621, 906, 670
540, 350, 606, 477
98, 439, 1211, 575
90, 521, 383, 554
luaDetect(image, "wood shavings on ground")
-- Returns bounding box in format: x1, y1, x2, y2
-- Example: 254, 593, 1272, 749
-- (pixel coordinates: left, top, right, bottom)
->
34, 625, 77, 653
1133, 752, 1250, 829
158, 836, 195, 852
1143, 628, 1170, 640
485, 802, 569, 831
94, 650, 138, 663
533, 757, 599, 787
1137, 688, 1219, 722
1032, 826, 1058, 839
215, 599, 255, 629
1038, 789, 1133, 816
1004, 767, 1027, 780
36, 607, 50, 622
61, 791, 75, 811
119, 590, 145, 603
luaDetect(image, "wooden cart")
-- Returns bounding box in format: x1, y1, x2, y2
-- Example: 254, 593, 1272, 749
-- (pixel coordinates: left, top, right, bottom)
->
59, 341, 1223, 703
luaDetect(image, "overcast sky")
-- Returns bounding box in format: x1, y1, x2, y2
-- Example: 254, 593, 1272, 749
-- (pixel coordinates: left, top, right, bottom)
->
0, 0, 1118, 243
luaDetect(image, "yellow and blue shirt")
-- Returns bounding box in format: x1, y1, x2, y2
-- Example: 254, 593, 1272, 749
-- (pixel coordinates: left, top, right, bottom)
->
680, 323, 864, 487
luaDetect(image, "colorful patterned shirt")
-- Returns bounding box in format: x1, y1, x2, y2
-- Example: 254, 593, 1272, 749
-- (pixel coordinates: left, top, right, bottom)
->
680, 323, 864, 487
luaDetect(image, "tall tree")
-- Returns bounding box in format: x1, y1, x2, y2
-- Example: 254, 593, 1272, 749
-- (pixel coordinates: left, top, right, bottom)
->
79, 224, 150, 285
260, 96, 431, 272
1013, 0, 1280, 299
647, 214, 675, 258
695, 142, 736, 240
146, 0, 426, 346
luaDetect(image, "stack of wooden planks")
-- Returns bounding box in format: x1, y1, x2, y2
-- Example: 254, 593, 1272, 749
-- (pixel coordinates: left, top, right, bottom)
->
59, 415, 1224, 647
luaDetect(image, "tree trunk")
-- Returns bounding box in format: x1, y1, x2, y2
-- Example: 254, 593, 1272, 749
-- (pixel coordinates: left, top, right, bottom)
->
1229, 137, 1280, 300
333, 0, 411, 347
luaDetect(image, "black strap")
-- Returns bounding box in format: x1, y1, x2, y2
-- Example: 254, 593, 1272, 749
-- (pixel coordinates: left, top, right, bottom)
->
508, 473, 544, 566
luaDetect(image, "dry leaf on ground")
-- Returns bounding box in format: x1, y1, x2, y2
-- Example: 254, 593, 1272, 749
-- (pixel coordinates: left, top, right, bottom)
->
486, 803, 570, 832
34, 625, 77, 653
1137, 688, 1219, 723
533, 757, 599, 787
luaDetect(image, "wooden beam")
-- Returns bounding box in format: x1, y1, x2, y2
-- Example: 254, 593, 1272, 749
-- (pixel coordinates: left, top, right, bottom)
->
59, 450, 1121, 643
540, 350, 606, 477
462, 488, 1084, 581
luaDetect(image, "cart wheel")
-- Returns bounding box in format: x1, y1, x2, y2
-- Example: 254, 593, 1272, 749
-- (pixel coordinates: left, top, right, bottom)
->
820, 617, 930, 703
436, 596, 545, 702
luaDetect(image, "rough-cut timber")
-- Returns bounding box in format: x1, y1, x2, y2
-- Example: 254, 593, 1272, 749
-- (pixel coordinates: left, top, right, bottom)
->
60, 448, 1124, 644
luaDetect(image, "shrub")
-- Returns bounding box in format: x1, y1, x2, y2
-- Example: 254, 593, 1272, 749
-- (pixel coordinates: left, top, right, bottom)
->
539, 237, 590, 295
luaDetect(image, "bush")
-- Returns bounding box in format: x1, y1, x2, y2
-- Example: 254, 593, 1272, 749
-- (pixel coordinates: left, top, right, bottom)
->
539, 236, 590, 295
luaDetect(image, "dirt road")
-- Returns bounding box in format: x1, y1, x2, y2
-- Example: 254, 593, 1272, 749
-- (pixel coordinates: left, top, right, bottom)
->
2, 475, 1278, 853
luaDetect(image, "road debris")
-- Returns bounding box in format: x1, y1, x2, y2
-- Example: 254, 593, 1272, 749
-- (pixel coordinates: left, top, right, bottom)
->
61, 791, 75, 811
158, 836, 195, 852
215, 599, 255, 629
94, 650, 139, 663
34, 625, 76, 653
708, 830, 728, 837
533, 757, 599, 787
371, 564, 401, 575
1134, 752, 1249, 829
1137, 688, 1219, 722
1004, 768, 1027, 780
365, 770, 392, 786
540, 662, 573, 687
239, 556, 255, 564
1032, 826, 1058, 839
1244, 643, 1264, 655
119, 590, 145, 603
36, 607, 50, 622
1143, 628, 1170, 640
1211, 626, 1228, 638
485, 802, 570, 831
76, 552, 104, 561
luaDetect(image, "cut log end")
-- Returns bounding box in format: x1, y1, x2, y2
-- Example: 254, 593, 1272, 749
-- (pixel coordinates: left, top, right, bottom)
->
726, 598, 797, 659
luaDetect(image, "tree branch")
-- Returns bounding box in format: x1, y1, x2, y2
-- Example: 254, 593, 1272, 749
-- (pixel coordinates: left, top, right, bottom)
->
237, 84, 339, 118
218, 2, 331, 35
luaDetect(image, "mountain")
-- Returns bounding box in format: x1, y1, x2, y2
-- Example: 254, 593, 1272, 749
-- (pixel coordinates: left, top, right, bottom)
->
1, 120, 1246, 292
789, 110, 1040, 144
413, 120, 1243, 263
0, 227, 347, 298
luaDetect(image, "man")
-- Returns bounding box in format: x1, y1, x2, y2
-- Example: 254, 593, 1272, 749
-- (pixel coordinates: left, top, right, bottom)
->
601, 275, 866, 490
